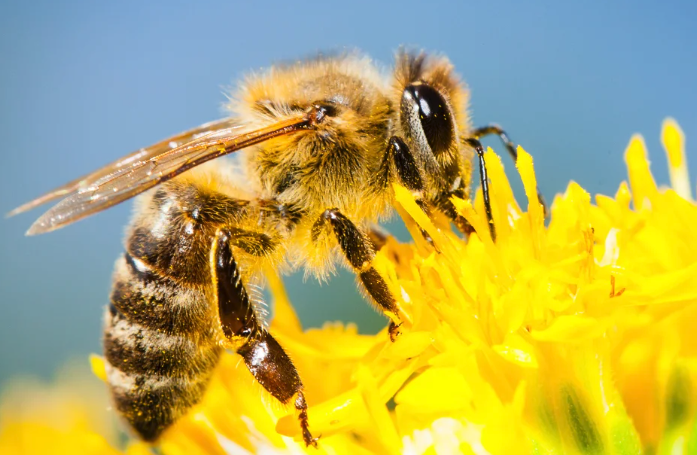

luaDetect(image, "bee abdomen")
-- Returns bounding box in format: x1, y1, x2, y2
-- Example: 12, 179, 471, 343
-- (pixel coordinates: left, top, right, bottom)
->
104, 252, 222, 441
104, 361, 214, 442
104, 306, 220, 380
110, 253, 214, 337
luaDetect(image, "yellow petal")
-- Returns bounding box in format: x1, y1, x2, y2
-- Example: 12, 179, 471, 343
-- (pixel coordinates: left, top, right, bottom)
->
395, 367, 471, 413
493, 334, 539, 368
662, 117, 691, 200
625, 134, 658, 210
530, 315, 605, 343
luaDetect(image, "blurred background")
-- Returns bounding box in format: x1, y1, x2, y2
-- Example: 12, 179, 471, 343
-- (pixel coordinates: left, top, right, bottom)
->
1, 0, 695, 388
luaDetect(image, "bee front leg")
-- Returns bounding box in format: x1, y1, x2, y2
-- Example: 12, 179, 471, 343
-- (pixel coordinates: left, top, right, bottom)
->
377, 136, 439, 248
382, 134, 493, 242
432, 177, 476, 237
471, 124, 547, 217
427, 138, 497, 241
312, 209, 403, 341
463, 138, 497, 241
214, 231, 316, 447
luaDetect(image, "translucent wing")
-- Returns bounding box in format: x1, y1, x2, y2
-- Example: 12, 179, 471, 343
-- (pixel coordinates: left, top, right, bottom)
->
12, 115, 312, 235
8, 117, 241, 217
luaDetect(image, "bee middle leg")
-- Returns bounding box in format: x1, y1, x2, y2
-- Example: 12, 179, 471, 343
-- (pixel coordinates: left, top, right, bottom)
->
214, 231, 316, 447
312, 209, 403, 341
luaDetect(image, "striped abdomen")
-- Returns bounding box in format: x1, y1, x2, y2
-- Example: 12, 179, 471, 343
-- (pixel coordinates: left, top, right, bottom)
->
103, 251, 222, 442
102, 181, 249, 441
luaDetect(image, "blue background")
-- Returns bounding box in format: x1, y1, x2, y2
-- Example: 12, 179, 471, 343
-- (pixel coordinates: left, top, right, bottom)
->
1, 0, 696, 387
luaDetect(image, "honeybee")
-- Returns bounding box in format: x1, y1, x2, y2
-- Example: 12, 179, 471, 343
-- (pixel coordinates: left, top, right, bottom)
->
10, 50, 545, 447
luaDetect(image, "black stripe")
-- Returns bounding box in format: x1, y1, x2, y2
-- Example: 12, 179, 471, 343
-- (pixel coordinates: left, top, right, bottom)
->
104, 312, 221, 379
112, 254, 212, 336
110, 372, 210, 442
127, 227, 170, 273
124, 251, 158, 283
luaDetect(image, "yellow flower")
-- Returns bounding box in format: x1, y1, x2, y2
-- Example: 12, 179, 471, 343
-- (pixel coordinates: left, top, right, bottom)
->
2, 119, 697, 454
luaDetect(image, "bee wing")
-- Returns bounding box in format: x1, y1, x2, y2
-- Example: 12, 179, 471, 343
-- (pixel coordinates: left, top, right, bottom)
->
8, 117, 243, 218
13, 115, 312, 235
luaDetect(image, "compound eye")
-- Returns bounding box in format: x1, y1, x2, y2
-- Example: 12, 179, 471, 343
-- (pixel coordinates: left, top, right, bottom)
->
402, 83, 454, 155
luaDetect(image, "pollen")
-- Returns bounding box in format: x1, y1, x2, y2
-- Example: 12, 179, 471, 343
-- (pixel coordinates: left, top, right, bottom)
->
3, 120, 697, 454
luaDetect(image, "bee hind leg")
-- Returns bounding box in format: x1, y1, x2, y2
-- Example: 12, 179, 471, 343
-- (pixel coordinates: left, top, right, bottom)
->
238, 331, 317, 447
214, 231, 317, 447
312, 209, 404, 341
